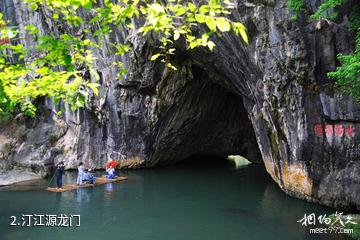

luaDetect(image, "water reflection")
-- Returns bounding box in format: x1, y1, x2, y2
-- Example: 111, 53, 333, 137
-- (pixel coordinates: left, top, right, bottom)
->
104, 183, 115, 198
76, 187, 92, 203
0, 179, 48, 191
0, 163, 352, 240
260, 178, 350, 240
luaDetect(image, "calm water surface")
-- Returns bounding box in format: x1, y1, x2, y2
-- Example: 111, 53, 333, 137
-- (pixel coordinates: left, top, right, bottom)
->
0, 161, 350, 240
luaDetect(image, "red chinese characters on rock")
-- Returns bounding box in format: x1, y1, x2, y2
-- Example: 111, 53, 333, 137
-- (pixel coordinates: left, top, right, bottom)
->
325, 125, 333, 136
313, 123, 356, 138
0, 38, 10, 45
345, 124, 356, 138
0, 22, 11, 45
334, 124, 344, 136
314, 124, 323, 137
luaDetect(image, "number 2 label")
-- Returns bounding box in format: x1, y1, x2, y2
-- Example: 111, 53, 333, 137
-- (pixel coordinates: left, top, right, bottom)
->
9, 216, 17, 226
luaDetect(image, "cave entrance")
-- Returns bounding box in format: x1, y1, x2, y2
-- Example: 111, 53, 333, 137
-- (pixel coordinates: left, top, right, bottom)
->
178, 154, 229, 166
175, 153, 252, 170
152, 65, 262, 166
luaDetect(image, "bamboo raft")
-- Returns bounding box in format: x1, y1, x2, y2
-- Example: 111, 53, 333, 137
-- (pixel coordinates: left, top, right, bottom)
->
45, 176, 128, 192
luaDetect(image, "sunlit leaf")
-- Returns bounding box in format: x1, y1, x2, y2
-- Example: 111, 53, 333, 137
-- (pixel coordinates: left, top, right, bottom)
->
216, 17, 231, 32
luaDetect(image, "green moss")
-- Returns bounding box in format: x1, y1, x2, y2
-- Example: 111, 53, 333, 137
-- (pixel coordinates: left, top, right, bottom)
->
0, 112, 12, 126
1, 143, 12, 156
258, 110, 282, 161
266, 118, 282, 161
270, 132, 281, 159
271, 96, 278, 108
257, 111, 264, 121
48, 133, 59, 146
53, 147, 64, 155
14, 126, 28, 142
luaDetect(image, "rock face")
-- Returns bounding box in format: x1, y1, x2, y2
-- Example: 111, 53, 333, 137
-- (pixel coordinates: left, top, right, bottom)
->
1, 0, 360, 210
0, 169, 42, 186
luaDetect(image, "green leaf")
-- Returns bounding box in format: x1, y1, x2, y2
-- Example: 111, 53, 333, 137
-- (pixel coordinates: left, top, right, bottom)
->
239, 28, 248, 44
216, 17, 231, 32
199, 5, 210, 14
87, 82, 99, 96
205, 17, 217, 31
28, 3, 38, 11
174, 30, 180, 40
83, 1, 93, 10
189, 41, 198, 49
24, 24, 39, 35
173, 5, 187, 16
166, 63, 177, 70
119, 68, 128, 75
188, 3, 197, 13
63, 54, 72, 66
0, 0, 252, 117
150, 53, 161, 61
70, 104, 77, 112
89, 68, 100, 82
233, 22, 248, 44
207, 41, 216, 51
195, 14, 206, 23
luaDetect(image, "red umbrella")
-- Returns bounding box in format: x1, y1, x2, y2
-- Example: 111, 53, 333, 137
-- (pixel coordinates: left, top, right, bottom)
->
106, 160, 119, 168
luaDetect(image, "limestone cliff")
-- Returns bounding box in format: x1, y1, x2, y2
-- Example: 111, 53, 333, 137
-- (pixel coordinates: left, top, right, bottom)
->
0, 0, 359, 211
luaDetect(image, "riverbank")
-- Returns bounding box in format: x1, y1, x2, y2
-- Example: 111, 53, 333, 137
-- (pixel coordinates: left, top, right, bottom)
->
0, 169, 42, 186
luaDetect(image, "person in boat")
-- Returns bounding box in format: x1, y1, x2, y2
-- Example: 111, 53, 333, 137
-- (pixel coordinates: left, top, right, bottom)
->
83, 169, 96, 184
106, 165, 116, 179
55, 161, 65, 189
77, 162, 85, 185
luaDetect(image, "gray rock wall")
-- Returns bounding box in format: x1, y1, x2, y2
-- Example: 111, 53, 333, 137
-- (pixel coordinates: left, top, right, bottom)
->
1, 0, 359, 210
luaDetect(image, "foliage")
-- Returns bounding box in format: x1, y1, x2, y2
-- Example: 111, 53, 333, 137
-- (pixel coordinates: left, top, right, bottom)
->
0, 142, 12, 156
48, 133, 59, 146
0, 11, 100, 116
287, 0, 304, 21
287, 0, 360, 102
311, 0, 347, 20
0, 0, 248, 117
325, 3, 360, 101
328, 214, 360, 239
349, 4, 360, 32
287, 0, 346, 20
329, 22, 360, 101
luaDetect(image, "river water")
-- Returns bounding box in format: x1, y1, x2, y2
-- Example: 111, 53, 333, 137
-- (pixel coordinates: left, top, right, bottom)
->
0, 160, 351, 240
